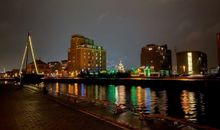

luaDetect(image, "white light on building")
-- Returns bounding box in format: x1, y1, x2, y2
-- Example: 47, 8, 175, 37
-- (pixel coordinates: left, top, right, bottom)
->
187, 52, 193, 74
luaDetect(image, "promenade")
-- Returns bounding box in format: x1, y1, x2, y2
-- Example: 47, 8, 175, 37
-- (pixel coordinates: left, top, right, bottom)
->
1, 82, 215, 130
0, 84, 123, 130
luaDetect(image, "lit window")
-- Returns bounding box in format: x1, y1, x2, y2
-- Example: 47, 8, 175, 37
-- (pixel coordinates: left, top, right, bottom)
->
148, 48, 152, 51
183, 65, 186, 73
187, 52, 193, 74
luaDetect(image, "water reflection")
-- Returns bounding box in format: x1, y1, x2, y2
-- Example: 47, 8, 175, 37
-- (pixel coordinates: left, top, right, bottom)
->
116, 85, 126, 105
68, 84, 74, 95
130, 86, 137, 106
48, 82, 59, 96
81, 84, 85, 96
60, 83, 68, 95
47, 83, 169, 114
46, 82, 206, 125
107, 85, 116, 103
136, 86, 143, 107
199, 93, 205, 115
180, 90, 197, 122
158, 90, 168, 116
145, 88, 151, 113
150, 90, 157, 113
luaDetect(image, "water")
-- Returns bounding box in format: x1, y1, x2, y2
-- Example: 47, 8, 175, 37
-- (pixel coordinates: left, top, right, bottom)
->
45, 82, 220, 129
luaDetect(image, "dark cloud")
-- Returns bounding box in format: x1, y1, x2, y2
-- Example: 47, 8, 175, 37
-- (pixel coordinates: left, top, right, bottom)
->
0, 0, 220, 71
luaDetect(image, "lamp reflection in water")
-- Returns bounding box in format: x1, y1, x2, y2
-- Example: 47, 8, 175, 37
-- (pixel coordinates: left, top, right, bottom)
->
199, 93, 205, 114
106, 85, 116, 112
95, 85, 99, 99
148, 89, 167, 115
115, 85, 126, 105
92, 84, 106, 100
80, 83, 85, 97
48, 83, 53, 95
145, 88, 151, 113
55, 82, 59, 95
73, 83, 78, 96
47, 82, 60, 96
150, 90, 157, 113
181, 90, 197, 123
107, 85, 116, 104
131, 86, 151, 113
131, 86, 137, 107
158, 90, 168, 116
68, 84, 74, 95
60, 83, 68, 95
136, 86, 145, 112
99, 85, 106, 100
86, 84, 94, 99
136, 86, 143, 107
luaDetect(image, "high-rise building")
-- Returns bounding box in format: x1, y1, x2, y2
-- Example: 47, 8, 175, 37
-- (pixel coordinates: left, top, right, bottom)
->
217, 33, 220, 66
67, 34, 106, 73
141, 44, 172, 72
176, 51, 207, 75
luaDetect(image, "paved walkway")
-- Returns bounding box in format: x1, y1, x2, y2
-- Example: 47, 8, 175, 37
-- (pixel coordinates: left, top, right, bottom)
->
0, 84, 123, 130
1, 83, 208, 130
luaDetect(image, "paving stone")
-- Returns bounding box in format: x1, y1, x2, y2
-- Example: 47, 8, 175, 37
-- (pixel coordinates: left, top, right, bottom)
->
0, 85, 123, 130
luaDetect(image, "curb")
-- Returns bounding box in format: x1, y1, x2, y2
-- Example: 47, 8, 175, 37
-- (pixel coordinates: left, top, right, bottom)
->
46, 95, 136, 130
21, 85, 135, 130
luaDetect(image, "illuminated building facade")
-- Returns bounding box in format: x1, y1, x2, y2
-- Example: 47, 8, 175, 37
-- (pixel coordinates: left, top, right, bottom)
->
141, 44, 172, 72
67, 34, 106, 73
176, 51, 207, 75
115, 60, 125, 73
61, 60, 68, 70
26, 59, 49, 74
217, 33, 220, 66
48, 61, 61, 72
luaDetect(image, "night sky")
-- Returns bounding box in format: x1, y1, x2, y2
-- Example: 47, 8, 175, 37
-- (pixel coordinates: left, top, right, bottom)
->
1, 0, 220, 71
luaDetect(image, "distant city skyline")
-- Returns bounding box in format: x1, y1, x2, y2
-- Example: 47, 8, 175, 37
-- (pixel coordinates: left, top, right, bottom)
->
0, 0, 220, 71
